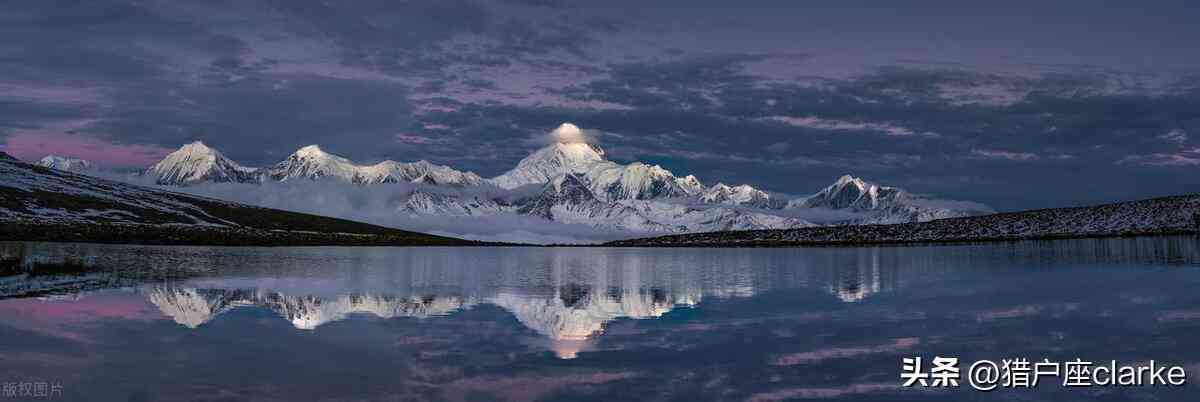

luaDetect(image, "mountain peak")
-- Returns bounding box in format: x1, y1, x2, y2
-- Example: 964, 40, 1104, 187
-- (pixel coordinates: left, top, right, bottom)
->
700, 182, 774, 208
147, 141, 260, 185
294, 145, 328, 157
37, 155, 93, 172
176, 141, 217, 156
832, 174, 870, 189
491, 141, 609, 189
551, 141, 606, 160
800, 175, 891, 210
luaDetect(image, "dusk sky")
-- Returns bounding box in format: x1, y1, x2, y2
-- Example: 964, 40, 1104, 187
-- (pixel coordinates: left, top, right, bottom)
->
2, 0, 1199, 211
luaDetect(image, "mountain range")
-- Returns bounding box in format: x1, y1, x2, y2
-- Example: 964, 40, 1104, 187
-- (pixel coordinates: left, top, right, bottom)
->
31, 123, 994, 239
0, 151, 478, 246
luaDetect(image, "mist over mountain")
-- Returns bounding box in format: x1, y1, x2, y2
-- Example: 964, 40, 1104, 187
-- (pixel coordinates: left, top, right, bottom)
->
50, 123, 992, 243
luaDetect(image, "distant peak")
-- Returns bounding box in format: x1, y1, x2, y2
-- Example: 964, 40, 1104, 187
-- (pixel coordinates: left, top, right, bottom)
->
36, 155, 92, 171
295, 145, 326, 156
179, 141, 213, 152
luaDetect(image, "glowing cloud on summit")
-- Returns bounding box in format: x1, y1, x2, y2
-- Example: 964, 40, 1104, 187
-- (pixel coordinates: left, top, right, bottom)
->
550, 123, 592, 144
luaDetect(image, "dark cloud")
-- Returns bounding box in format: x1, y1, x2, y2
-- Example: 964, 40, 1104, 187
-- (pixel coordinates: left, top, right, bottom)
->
3, 0, 1200, 211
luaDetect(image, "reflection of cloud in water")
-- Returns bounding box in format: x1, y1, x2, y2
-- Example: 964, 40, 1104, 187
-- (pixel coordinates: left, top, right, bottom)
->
771, 337, 920, 366
745, 382, 900, 402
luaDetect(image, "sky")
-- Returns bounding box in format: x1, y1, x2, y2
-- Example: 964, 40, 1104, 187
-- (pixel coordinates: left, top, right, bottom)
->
1, 0, 1199, 211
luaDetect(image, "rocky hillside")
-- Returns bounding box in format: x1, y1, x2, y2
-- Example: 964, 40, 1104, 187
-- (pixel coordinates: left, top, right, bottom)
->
607, 194, 1200, 247
0, 152, 481, 246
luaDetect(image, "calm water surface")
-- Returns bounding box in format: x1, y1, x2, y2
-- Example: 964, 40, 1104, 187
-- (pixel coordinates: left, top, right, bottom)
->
1, 238, 1199, 401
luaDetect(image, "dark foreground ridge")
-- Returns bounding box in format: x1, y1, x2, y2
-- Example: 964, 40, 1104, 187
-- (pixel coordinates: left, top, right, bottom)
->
0, 152, 487, 246
606, 194, 1200, 247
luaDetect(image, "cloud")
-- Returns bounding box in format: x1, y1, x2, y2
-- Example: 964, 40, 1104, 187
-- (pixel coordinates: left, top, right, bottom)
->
970, 148, 1040, 162
765, 142, 790, 153
110, 177, 633, 244
1117, 149, 1200, 167
1160, 128, 1188, 144
4, 1, 1200, 215
2, 127, 172, 167
549, 122, 591, 144
763, 116, 938, 137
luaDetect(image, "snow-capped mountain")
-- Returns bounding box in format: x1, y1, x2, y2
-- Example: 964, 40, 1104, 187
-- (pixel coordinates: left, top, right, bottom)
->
37, 155, 92, 172
700, 183, 779, 209
146, 141, 261, 185
134, 123, 992, 239
205, 144, 489, 186
797, 175, 889, 210
399, 190, 503, 216
266, 145, 361, 182
584, 162, 701, 201
516, 173, 676, 232
492, 141, 608, 189
146, 142, 486, 187
790, 175, 994, 224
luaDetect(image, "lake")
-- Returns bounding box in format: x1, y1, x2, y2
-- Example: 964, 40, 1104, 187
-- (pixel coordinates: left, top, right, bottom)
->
1, 237, 1198, 401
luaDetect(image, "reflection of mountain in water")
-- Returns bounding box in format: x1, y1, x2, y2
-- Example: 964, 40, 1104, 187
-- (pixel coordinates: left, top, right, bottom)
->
491, 285, 699, 340
145, 284, 701, 359
146, 284, 701, 352
147, 287, 475, 329
145, 283, 700, 360
827, 248, 895, 303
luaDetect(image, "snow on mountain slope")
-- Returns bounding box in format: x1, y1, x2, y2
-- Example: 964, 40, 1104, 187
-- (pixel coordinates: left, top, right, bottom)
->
267, 145, 366, 182
789, 175, 993, 224
146, 141, 262, 185
125, 124, 994, 240
359, 160, 486, 186
615, 199, 813, 233
240, 144, 487, 187
584, 162, 699, 201
5, 152, 244, 226
399, 190, 504, 216
491, 141, 608, 189
511, 173, 811, 233
516, 173, 673, 232
700, 183, 778, 209
796, 175, 884, 210
674, 175, 705, 196
611, 194, 1200, 246
0, 155, 473, 245
37, 155, 92, 172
